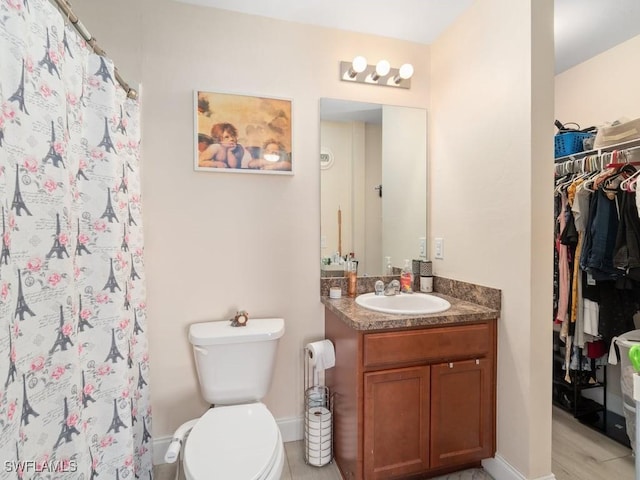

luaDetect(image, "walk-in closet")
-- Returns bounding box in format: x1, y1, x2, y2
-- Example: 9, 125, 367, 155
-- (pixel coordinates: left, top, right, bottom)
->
553, 135, 640, 478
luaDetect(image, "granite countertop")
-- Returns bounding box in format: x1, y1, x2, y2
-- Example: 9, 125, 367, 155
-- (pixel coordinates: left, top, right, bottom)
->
321, 292, 499, 331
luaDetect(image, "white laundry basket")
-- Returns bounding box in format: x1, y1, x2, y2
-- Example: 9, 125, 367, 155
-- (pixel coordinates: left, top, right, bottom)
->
610, 329, 640, 452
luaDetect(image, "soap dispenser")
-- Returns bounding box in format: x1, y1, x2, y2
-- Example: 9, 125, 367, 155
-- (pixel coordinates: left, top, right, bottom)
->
400, 259, 413, 293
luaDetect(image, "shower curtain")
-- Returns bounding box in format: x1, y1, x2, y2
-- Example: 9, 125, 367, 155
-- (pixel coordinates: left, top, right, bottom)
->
0, 1, 152, 478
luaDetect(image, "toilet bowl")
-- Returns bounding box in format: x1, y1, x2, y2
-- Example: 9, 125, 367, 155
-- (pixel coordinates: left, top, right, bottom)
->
183, 403, 284, 480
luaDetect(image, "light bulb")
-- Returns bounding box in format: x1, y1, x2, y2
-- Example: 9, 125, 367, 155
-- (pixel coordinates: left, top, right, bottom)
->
398, 63, 414, 80
393, 63, 414, 85
375, 60, 390, 77
346, 56, 368, 78
352, 56, 367, 73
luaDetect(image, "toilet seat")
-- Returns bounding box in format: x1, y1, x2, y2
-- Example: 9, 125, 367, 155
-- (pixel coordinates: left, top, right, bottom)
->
183, 402, 284, 480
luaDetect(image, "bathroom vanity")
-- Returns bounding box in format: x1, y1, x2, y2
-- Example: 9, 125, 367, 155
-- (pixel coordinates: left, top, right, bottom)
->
322, 288, 498, 480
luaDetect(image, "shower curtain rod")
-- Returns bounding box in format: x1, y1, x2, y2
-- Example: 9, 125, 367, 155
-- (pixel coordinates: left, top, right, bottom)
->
51, 0, 138, 99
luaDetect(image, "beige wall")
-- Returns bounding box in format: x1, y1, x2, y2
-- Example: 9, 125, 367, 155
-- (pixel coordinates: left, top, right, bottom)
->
71, 0, 431, 440
430, 0, 554, 478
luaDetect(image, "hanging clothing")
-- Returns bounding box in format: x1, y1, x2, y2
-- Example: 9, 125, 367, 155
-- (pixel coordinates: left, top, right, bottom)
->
554, 160, 640, 379
580, 189, 622, 281
598, 282, 639, 348
583, 298, 600, 338
613, 190, 640, 282
571, 181, 592, 347
556, 192, 571, 332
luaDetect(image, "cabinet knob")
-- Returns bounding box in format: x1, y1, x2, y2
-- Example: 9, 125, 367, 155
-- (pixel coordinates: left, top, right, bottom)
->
449, 363, 454, 369
476, 359, 480, 365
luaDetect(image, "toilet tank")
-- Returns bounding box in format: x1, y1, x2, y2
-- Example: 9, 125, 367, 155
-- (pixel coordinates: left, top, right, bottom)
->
188, 318, 285, 405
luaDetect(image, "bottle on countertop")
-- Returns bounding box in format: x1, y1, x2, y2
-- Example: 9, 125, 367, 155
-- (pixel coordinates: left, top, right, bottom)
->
400, 259, 413, 293
347, 257, 358, 297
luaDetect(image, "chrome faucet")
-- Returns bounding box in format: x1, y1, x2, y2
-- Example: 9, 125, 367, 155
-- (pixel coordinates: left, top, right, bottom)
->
374, 280, 385, 296
384, 279, 400, 296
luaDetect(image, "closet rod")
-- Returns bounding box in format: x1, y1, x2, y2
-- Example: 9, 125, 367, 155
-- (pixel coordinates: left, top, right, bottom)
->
555, 144, 640, 177
51, 0, 137, 100
605, 145, 640, 168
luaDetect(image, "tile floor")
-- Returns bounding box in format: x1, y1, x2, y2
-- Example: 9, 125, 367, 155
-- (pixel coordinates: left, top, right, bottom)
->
153, 440, 492, 480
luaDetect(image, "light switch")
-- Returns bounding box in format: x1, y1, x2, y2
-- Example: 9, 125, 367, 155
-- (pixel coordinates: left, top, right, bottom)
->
419, 237, 426, 259
434, 237, 444, 259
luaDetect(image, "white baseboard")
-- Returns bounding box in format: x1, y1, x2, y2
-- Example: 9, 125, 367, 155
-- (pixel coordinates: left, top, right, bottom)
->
482, 455, 556, 480
153, 435, 172, 466
152, 416, 304, 465
277, 415, 304, 443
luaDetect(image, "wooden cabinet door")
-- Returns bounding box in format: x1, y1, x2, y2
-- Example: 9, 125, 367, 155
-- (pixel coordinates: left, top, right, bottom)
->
363, 365, 430, 479
430, 358, 493, 468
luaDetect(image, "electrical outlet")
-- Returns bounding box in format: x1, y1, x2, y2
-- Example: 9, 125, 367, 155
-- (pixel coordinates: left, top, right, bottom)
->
434, 237, 444, 259
321, 235, 327, 249
419, 237, 426, 259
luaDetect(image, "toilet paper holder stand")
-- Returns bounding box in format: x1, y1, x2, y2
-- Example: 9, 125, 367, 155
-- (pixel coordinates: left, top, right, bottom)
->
303, 346, 334, 467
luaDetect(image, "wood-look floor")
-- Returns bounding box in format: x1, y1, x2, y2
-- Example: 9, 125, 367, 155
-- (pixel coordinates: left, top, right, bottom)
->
154, 407, 636, 480
552, 406, 635, 480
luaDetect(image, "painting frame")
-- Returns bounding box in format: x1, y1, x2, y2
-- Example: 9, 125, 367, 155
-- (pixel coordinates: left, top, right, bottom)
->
194, 90, 293, 175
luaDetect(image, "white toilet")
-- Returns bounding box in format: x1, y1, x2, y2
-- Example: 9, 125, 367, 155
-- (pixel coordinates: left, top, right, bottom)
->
184, 317, 285, 480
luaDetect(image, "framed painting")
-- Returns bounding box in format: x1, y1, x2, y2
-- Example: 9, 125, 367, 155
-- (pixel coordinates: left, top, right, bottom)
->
195, 90, 293, 175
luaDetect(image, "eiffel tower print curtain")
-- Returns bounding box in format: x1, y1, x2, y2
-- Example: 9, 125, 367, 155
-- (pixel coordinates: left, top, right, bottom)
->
0, 1, 151, 479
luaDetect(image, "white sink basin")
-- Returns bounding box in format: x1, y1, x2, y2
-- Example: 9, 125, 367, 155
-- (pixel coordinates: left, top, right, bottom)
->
355, 292, 451, 315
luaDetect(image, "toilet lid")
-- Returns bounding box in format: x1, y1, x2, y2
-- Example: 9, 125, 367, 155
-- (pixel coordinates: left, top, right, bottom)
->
184, 403, 280, 480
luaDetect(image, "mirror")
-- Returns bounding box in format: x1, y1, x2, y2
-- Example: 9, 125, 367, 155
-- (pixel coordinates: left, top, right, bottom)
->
320, 98, 427, 277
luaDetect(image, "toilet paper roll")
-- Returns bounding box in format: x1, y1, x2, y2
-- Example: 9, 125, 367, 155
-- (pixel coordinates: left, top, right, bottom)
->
307, 451, 332, 467
306, 387, 326, 408
305, 422, 331, 443
307, 436, 332, 449
304, 433, 332, 455
307, 406, 332, 423
308, 445, 331, 457
306, 340, 336, 372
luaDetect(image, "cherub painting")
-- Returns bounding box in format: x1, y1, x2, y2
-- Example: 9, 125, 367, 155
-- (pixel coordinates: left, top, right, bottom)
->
195, 91, 292, 174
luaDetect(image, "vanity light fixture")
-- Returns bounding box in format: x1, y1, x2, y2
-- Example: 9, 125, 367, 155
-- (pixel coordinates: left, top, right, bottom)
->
340, 57, 413, 89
